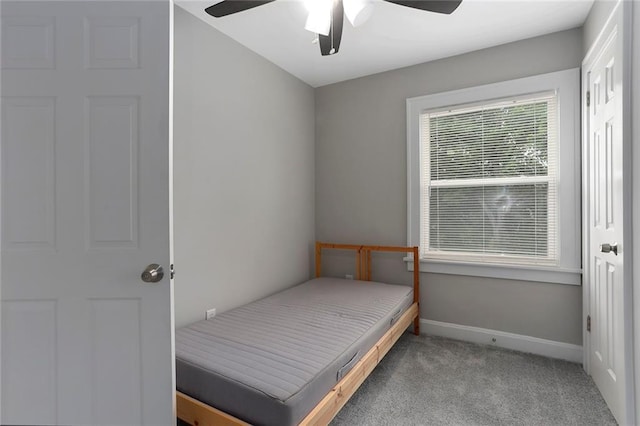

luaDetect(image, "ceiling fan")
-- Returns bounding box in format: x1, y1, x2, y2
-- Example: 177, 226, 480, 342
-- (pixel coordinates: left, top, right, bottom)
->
204, 0, 462, 56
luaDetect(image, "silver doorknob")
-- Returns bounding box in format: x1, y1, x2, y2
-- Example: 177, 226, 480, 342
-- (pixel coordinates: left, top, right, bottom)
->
600, 243, 618, 255
141, 264, 164, 283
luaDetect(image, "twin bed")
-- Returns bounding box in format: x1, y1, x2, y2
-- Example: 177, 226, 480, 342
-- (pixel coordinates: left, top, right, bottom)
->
176, 242, 420, 425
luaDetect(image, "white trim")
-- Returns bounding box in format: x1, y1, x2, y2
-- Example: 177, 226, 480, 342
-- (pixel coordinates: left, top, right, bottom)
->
420, 319, 583, 363
621, 3, 636, 423
405, 257, 581, 285
583, 1, 623, 65
168, 0, 177, 420
631, 2, 640, 423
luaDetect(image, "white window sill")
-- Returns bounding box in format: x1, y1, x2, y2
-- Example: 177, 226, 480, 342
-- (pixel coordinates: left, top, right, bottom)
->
404, 257, 582, 285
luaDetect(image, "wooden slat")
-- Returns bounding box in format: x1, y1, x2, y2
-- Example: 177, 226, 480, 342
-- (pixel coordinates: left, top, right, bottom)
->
316, 242, 364, 251
359, 244, 415, 253
316, 242, 417, 255
176, 391, 249, 426
315, 242, 419, 283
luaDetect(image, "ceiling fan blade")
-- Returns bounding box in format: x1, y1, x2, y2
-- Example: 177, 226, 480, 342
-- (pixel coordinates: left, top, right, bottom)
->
383, 0, 462, 14
319, 0, 344, 56
205, 0, 276, 18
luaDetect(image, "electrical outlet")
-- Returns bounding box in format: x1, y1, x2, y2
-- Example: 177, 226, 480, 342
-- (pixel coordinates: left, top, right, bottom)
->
345, 274, 354, 280
206, 308, 216, 320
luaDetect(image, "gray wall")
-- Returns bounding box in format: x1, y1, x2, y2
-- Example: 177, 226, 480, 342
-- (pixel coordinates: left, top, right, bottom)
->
582, 0, 618, 55
315, 29, 584, 345
173, 7, 315, 328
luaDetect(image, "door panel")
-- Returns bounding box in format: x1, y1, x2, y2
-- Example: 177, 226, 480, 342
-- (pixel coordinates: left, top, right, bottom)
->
90, 299, 143, 425
86, 96, 139, 248
2, 97, 56, 249
1, 2, 173, 425
1, 16, 55, 69
1, 300, 58, 423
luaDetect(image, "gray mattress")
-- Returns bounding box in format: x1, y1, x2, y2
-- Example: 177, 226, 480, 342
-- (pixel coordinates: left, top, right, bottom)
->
175, 277, 413, 426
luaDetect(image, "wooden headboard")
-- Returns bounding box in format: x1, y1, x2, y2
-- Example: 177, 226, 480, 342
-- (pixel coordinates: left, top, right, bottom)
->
314, 241, 420, 334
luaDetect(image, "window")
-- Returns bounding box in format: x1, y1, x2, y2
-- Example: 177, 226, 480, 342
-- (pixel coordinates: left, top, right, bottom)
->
407, 70, 581, 284
423, 92, 557, 264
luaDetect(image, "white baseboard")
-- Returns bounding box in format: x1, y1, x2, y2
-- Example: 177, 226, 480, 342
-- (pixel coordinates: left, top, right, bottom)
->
420, 319, 583, 363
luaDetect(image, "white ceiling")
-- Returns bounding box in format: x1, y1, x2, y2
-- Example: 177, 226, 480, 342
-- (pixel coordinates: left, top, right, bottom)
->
176, 0, 594, 87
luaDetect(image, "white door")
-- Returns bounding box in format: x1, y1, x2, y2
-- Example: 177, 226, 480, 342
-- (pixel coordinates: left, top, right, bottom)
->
583, 4, 632, 424
1, 2, 174, 425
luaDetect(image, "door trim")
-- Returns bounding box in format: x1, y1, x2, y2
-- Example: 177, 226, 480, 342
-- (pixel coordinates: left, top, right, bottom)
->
169, 0, 177, 420
632, 3, 640, 424
581, 1, 635, 423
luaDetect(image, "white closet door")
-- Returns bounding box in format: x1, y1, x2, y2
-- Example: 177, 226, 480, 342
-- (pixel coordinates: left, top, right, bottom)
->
584, 4, 631, 424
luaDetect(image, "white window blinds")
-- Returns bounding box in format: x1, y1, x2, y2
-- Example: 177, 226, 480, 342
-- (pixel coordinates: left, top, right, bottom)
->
419, 92, 558, 265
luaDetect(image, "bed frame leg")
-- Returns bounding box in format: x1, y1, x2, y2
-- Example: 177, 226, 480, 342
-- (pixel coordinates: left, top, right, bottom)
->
412, 246, 420, 335
315, 242, 322, 278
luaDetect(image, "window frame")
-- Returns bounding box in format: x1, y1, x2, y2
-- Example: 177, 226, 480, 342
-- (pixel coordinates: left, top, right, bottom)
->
406, 69, 581, 285
423, 91, 558, 265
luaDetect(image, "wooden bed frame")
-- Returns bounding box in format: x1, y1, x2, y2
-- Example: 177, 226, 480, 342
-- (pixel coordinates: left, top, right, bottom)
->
176, 242, 420, 426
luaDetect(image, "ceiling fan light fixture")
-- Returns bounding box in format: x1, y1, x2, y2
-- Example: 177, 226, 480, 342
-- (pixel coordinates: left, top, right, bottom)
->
304, 0, 333, 36
205, 0, 463, 57
343, 0, 372, 27
305, 8, 331, 35
304, 0, 333, 35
